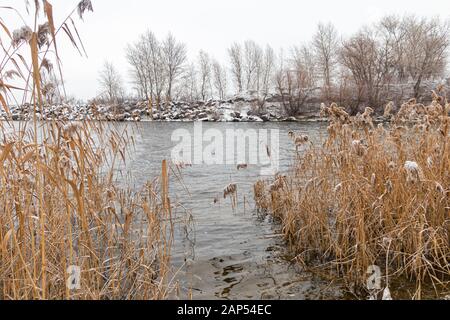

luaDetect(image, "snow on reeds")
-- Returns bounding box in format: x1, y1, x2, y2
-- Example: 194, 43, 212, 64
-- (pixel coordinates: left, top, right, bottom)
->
255, 92, 449, 299
0, 1, 174, 299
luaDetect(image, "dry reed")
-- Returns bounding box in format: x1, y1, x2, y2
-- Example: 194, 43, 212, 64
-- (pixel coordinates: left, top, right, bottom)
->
255, 91, 449, 299
0, 1, 174, 300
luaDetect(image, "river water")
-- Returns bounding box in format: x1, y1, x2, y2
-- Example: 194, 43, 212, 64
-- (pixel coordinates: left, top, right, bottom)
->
3, 121, 444, 299
120, 121, 344, 300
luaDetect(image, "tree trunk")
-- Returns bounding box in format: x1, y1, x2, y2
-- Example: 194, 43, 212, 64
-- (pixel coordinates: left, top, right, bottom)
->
414, 75, 423, 99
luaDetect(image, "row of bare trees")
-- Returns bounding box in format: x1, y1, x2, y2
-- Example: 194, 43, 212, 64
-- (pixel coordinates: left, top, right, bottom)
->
272, 16, 450, 115
338, 16, 449, 111
99, 15, 449, 115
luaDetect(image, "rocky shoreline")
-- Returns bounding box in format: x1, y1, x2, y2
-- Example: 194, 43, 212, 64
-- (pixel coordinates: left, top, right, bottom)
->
4, 80, 446, 123
2, 97, 329, 123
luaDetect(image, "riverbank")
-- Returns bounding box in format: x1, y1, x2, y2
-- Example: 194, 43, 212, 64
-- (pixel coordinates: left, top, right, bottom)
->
2, 101, 389, 123
5, 81, 447, 123
2, 99, 321, 123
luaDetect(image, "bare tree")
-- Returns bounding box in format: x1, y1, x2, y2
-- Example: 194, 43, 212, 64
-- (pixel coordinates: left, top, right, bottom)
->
198, 51, 212, 101
126, 31, 167, 110
252, 44, 276, 112
162, 33, 187, 101
275, 49, 314, 116
313, 23, 338, 91
98, 61, 124, 103
228, 43, 244, 93
212, 59, 227, 100
126, 43, 150, 100
339, 28, 397, 110
292, 44, 317, 89
401, 16, 450, 98
378, 15, 408, 82
261, 45, 275, 96
146, 32, 167, 108
243, 40, 263, 92
178, 63, 199, 102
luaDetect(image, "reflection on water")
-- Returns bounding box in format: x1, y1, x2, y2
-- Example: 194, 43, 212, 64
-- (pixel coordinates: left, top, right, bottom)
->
121, 121, 343, 300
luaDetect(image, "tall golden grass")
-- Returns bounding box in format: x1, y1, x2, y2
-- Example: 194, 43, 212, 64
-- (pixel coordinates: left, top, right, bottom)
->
0, 1, 174, 299
254, 90, 449, 299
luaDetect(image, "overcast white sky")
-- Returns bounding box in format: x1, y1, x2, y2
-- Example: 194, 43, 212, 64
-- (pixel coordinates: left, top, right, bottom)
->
3, 0, 450, 100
